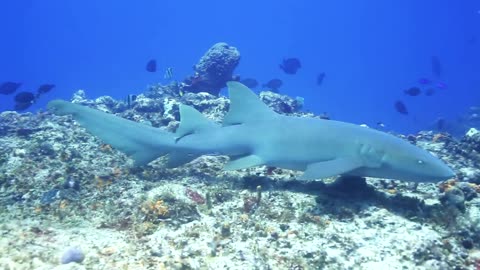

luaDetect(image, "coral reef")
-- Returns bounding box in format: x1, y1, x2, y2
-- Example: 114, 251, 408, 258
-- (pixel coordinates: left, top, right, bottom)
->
1, 82, 480, 269
180, 42, 241, 96
259, 91, 304, 114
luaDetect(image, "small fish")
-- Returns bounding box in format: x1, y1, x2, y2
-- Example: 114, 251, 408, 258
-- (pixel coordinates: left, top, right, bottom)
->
404, 87, 421, 96
146, 59, 156, 72
262, 79, 283, 92
240, 78, 259, 88
436, 82, 447, 89
125, 94, 137, 108
317, 72, 326, 86
425, 88, 435, 96
431, 56, 442, 78
417, 78, 431, 85
377, 122, 385, 128
164, 67, 174, 80
37, 84, 56, 95
470, 106, 480, 112
394, 100, 408, 115
0, 81, 21, 95
279, 58, 301, 75
435, 118, 446, 130
467, 36, 477, 45
14, 91, 36, 104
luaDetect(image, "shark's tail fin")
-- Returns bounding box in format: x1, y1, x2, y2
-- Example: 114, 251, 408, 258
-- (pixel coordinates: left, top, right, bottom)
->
48, 100, 176, 166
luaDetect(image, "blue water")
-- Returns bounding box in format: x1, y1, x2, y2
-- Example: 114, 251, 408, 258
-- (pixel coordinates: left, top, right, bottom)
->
1, 0, 479, 134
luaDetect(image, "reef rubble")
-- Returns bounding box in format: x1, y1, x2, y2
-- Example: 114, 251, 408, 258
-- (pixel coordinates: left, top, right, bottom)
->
0, 84, 480, 269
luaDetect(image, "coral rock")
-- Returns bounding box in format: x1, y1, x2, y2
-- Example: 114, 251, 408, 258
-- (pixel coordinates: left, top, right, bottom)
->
181, 42, 240, 96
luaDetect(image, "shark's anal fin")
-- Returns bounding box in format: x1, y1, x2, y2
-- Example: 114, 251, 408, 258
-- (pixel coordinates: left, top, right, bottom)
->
298, 158, 362, 180
224, 154, 264, 170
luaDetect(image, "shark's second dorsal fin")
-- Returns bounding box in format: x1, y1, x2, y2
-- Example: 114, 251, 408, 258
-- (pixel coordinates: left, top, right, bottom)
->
223, 81, 277, 126
176, 104, 218, 140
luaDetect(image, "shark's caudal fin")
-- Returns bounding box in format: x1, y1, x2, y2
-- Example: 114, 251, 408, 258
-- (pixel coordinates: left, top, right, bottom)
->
223, 81, 278, 126
48, 100, 175, 166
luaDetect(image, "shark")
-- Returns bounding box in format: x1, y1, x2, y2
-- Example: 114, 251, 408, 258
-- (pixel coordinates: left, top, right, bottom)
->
47, 81, 455, 182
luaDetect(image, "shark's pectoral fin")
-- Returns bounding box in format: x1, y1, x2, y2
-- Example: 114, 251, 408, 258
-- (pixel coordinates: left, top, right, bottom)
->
224, 154, 264, 170
298, 158, 363, 180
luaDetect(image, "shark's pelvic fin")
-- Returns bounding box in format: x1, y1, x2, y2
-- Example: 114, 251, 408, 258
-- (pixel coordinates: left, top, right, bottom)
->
175, 104, 218, 141
48, 100, 175, 166
224, 154, 264, 170
298, 158, 363, 180
223, 81, 277, 126
165, 151, 199, 168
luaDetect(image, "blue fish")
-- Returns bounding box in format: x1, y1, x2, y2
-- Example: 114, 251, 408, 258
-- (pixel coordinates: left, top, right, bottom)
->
146, 59, 157, 72
279, 58, 301, 74
0, 81, 21, 95
394, 100, 408, 115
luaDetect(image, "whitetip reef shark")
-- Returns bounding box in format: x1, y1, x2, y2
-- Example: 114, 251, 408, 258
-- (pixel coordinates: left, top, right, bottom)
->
48, 81, 455, 182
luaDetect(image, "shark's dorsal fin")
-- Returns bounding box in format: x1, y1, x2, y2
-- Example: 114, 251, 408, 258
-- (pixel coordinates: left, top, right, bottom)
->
176, 104, 218, 141
223, 81, 277, 126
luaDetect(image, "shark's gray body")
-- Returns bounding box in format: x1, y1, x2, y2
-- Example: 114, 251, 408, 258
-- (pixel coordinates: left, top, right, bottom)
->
48, 82, 455, 182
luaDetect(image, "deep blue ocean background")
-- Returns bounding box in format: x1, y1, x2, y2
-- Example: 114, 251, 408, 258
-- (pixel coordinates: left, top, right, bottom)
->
1, 0, 479, 134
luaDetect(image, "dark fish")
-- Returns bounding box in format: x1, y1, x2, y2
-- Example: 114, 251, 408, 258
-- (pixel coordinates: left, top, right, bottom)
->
431, 56, 442, 78
425, 88, 435, 96
14, 102, 34, 111
417, 78, 431, 85
14, 91, 36, 104
240, 78, 259, 88
317, 72, 326, 86
404, 87, 421, 96
146, 59, 156, 72
279, 58, 301, 74
37, 84, 56, 94
394, 100, 408, 115
0, 81, 21, 95
262, 79, 283, 92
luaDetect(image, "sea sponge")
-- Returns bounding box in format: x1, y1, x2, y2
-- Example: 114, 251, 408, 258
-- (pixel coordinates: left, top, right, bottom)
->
60, 247, 85, 264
